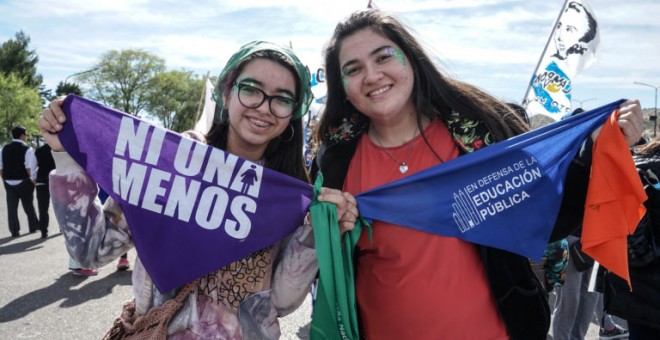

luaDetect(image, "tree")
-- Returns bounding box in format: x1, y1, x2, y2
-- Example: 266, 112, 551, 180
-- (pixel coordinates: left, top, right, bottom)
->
0, 31, 43, 89
55, 81, 83, 97
145, 70, 204, 132
78, 49, 165, 116
0, 73, 41, 143
0, 31, 50, 104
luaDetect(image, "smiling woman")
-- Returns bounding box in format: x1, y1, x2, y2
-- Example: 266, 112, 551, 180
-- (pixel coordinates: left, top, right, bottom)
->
36, 40, 360, 339
310, 9, 643, 340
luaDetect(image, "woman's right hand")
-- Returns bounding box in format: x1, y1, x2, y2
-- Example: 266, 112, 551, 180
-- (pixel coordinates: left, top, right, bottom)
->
38, 96, 68, 152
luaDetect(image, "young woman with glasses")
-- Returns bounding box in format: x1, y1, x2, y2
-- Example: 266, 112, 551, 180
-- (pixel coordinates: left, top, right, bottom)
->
39, 41, 358, 339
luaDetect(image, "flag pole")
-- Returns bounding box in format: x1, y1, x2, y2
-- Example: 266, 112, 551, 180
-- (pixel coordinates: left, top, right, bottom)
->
521, 0, 570, 104
195, 71, 211, 124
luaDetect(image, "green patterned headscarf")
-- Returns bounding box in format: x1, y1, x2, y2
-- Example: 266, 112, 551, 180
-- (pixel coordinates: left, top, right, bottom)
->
212, 41, 313, 121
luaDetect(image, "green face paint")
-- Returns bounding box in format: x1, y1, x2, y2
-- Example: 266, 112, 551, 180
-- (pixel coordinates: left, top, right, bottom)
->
388, 47, 407, 66
341, 75, 349, 89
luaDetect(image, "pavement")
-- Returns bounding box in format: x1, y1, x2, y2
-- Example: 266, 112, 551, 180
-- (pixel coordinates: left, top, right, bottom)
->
0, 182, 620, 339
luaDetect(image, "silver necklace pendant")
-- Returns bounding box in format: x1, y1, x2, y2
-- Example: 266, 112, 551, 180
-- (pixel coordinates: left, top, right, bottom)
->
371, 127, 418, 175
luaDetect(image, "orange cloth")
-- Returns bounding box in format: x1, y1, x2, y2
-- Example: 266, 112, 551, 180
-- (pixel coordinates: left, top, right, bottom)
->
582, 110, 647, 288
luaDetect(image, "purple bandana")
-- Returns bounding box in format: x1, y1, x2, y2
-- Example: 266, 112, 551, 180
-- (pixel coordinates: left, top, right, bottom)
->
59, 95, 313, 293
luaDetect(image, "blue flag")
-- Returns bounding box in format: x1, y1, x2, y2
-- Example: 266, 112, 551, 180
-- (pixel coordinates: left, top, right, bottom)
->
356, 99, 626, 260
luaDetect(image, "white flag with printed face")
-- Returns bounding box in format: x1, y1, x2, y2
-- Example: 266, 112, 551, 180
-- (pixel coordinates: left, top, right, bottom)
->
522, 0, 600, 126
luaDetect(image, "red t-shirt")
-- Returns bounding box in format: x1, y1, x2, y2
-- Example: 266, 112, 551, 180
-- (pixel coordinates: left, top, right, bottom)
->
343, 120, 509, 339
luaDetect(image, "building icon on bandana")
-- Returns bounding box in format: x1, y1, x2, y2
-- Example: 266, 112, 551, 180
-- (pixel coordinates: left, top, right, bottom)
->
452, 190, 483, 232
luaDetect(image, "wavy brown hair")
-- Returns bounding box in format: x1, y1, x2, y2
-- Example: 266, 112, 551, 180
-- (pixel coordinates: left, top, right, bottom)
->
317, 10, 528, 145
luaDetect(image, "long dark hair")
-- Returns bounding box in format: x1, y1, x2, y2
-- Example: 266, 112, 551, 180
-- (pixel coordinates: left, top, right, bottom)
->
206, 50, 309, 183
317, 10, 527, 144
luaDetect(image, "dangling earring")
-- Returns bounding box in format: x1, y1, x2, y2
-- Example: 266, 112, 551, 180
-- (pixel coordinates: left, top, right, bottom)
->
279, 124, 295, 142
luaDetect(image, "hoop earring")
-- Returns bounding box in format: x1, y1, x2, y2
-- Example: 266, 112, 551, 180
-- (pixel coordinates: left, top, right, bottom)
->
219, 108, 229, 125
213, 105, 230, 125
279, 124, 294, 143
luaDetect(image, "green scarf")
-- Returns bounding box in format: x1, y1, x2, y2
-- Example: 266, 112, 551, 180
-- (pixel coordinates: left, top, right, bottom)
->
310, 173, 371, 340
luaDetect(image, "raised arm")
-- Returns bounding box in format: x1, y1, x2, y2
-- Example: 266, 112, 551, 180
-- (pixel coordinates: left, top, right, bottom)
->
40, 96, 134, 268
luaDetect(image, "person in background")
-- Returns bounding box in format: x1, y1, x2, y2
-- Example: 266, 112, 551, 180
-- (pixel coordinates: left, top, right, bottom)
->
551, 107, 629, 340
35, 142, 56, 239
601, 137, 660, 339
1, 126, 39, 237
311, 10, 642, 339
551, 231, 629, 339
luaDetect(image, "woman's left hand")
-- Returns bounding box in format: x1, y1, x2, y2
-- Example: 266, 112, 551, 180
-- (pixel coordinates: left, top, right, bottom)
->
591, 99, 643, 146
316, 187, 359, 236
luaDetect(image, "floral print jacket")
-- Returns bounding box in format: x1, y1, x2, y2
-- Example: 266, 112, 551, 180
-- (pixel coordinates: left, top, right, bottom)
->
50, 152, 318, 339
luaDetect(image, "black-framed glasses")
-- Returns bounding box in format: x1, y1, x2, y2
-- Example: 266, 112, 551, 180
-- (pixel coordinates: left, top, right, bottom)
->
234, 83, 297, 118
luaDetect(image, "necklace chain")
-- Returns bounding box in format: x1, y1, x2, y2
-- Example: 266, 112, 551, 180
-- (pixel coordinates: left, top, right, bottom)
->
371, 126, 419, 174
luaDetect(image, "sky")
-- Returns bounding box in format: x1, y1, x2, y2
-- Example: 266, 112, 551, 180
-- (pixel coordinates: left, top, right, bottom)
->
1, 0, 659, 111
